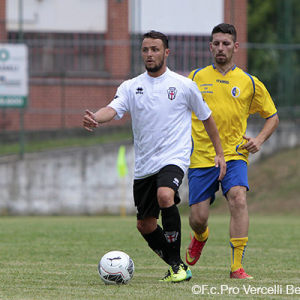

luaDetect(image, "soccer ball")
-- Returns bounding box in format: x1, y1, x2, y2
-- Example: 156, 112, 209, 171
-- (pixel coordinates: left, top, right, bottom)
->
98, 250, 134, 285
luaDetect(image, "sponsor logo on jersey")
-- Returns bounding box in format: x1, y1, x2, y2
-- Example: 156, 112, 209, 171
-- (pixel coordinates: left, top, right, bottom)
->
200, 84, 213, 87
167, 87, 177, 100
200, 84, 213, 94
136, 87, 144, 94
216, 79, 229, 84
231, 86, 240, 98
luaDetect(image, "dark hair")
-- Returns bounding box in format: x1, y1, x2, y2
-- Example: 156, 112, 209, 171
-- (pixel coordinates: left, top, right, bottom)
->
143, 30, 169, 49
210, 23, 237, 42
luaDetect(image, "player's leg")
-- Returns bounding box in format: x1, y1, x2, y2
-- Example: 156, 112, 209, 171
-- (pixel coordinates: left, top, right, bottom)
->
134, 175, 171, 265
158, 186, 180, 266
189, 199, 210, 234
186, 199, 210, 265
226, 186, 248, 238
186, 167, 219, 266
156, 165, 191, 282
226, 186, 252, 278
137, 217, 171, 262
222, 160, 252, 279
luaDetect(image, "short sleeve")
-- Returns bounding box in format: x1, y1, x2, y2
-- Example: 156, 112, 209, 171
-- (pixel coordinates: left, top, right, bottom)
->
108, 81, 130, 120
188, 70, 195, 80
249, 77, 277, 118
187, 80, 211, 121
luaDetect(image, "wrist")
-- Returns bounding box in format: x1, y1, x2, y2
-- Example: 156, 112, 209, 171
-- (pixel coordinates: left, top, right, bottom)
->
93, 113, 100, 123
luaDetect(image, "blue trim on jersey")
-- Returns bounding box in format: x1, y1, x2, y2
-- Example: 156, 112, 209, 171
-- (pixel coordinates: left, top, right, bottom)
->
191, 136, 194, 156
266, 112, 278, 119
192, 68, 203, 81
212, 63, 236, 71
235, 141, 247, 158
243, 71, 255, 112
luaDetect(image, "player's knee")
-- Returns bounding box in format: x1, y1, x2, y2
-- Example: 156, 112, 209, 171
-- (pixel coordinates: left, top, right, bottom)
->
136, 219, 157, 235
228, 194, 247, 212
157, 188, 174, 208
189, 211, 208, 229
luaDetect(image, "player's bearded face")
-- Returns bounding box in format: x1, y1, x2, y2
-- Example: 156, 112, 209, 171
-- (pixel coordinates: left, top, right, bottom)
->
210, 33, 237, 65
141, 38, 169, 73
144, 55, 165, 73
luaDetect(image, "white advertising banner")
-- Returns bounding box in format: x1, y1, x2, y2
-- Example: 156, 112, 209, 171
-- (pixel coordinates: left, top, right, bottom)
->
0, 44, 28, 108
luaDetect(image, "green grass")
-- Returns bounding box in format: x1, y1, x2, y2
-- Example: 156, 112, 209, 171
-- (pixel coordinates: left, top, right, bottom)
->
0, 215, 299, 300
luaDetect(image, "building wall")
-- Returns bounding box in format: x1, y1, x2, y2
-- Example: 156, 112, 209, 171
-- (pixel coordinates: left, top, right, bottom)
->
0, 0, 6, 40
27, 79, 129, 130
1, 78, 130, 131
224, 0, 248, 70
131, 0, 224, 35
0, 0, 248, 133
105, 0, 130, 78
6, 0, 107, 33
1, 0, 130, 132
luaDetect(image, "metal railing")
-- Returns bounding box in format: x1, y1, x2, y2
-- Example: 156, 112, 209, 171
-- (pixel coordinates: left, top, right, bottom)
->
2, 31, 300, 115
130, 34, 212, 76
6, 32, 213, 77
8, 32, 106, 77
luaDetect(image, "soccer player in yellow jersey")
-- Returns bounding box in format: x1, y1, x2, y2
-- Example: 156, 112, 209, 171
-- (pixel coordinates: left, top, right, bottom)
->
185, 23, 279, 279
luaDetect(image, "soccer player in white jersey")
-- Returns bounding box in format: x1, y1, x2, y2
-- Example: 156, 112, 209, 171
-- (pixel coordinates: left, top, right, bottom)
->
83, 31, 226, 283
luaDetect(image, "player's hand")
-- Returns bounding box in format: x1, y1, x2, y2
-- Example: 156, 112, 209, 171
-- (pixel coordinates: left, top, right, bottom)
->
215, 154, 226, 181
83, 109, 99, 132
242, 135, 262, 154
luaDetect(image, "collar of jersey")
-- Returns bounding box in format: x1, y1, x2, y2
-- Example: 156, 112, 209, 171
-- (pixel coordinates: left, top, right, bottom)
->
212, 63, 237, 73
145, 67, 170, 82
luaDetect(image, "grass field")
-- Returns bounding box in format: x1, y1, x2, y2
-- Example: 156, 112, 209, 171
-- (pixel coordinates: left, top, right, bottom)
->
0, 215, 299, 300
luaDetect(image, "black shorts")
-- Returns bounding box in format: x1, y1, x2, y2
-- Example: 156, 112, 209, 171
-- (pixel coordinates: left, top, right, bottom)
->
133, 165, 184, 220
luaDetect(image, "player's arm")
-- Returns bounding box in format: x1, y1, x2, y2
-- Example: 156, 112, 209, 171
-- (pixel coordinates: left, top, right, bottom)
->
202, 115, 226, 180
83, 107, 117, 132
242, 114, 279, 153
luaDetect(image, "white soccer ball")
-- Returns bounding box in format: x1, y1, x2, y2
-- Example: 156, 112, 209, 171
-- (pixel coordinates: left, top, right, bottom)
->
98, 250, 134, 285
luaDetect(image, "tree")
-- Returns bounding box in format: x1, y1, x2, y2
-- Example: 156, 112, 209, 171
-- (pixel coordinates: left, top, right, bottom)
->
248, 0, 300, 110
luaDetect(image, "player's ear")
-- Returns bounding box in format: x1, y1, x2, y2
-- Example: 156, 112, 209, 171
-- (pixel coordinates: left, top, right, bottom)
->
165, 48, 170, 57
234, 42, 239, 53
209, 42, 213, 52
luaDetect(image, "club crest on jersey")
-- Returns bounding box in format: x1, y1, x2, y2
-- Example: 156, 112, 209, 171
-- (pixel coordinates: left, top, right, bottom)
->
231, 86, 240, 98
164, 231, 179, 243
167, 87, 177, 100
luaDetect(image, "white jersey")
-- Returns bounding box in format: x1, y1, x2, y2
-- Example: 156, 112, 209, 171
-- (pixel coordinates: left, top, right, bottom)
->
108, 68, 211, 179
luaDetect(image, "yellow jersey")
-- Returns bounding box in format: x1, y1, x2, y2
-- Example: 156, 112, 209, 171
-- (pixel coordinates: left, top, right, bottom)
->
189, 64, 277, 167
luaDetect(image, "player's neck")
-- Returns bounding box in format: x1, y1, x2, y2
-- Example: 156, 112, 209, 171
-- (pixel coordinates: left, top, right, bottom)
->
147, 65, 167, 78
215, 63, 235, 75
